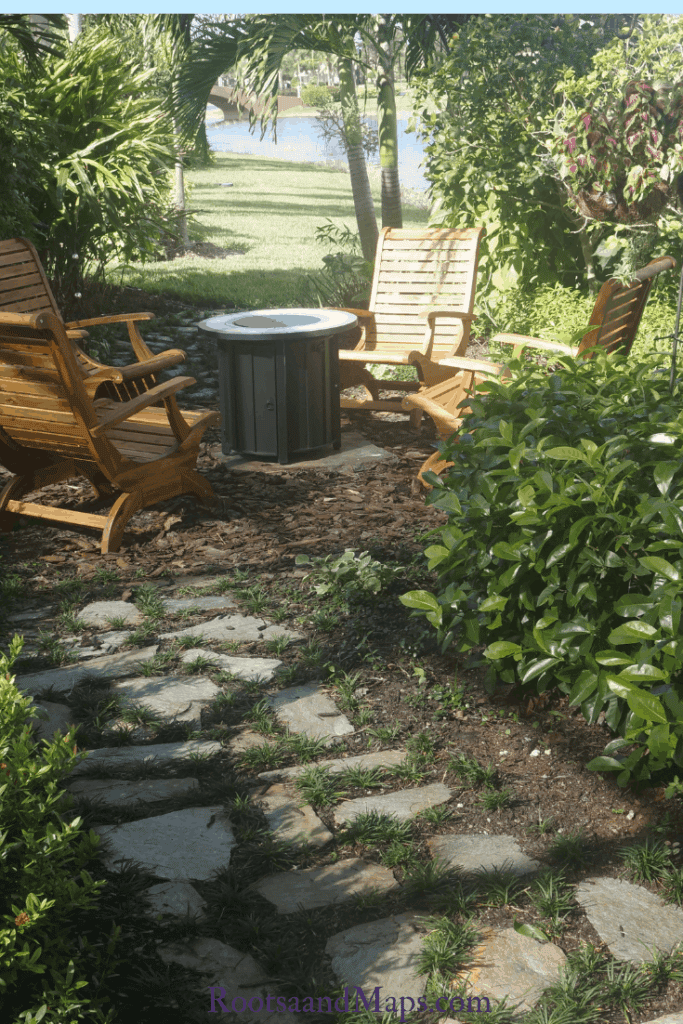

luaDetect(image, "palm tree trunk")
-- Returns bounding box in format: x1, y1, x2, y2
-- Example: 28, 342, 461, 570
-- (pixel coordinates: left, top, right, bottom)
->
339, 60, 378, 262
172, 118, 189, 247
377, 70, 402, 228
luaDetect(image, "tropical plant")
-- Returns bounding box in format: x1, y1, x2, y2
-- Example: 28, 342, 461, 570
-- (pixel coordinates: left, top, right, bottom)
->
548, 15, 683, 278
401, 348, 683, 785
24, 25, 175, 303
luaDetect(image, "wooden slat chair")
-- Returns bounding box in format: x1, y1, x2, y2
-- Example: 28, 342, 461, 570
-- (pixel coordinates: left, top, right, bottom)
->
491, 255, 675, 360
335, 227, 484, 426
403, 356, 505, 486
0, 311, 220, 553
404, 255, 676, 486
0, 237, 187, 403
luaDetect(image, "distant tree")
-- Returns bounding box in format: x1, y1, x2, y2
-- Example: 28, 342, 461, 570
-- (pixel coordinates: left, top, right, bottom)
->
410, 14, 627, 296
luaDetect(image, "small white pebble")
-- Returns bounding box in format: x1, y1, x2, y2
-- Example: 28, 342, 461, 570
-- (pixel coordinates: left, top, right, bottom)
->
626, 810, 635, 820
499, 750, 509, 755
530, 749, 540, 757
456, 803, 464, 808
544, 749, 551, 755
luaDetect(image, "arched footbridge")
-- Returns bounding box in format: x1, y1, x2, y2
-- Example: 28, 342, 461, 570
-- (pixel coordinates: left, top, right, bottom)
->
208, 86, 303, 121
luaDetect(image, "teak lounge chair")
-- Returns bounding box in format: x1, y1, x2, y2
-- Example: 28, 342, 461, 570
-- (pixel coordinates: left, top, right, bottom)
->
492, 255, 675, 359
334, 227, 484, 425
0, 237, 187, 402
403, 255, 676, 486
0, 310, 220, 553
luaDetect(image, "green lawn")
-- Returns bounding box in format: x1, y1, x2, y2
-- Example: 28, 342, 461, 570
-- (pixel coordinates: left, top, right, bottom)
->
111, 151, 429, 309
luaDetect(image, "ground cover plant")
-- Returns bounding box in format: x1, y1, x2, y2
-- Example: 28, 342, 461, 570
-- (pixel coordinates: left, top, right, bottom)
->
402, 347, 683, 787
0, 638, 118, 1023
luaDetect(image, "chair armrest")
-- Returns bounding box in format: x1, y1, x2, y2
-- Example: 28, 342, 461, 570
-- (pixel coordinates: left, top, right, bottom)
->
422, 309, 477, 325
490, 332, 575, 355
65, 312, 154, 329
91, 376, 195, 436
86, 350, 187, 381
329, 307, 374, 320
437, 355, 504, 373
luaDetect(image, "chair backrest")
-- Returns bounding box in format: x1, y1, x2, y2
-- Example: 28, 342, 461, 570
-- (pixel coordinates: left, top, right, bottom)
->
368, 227, 484, 358
0, 311, 97, 463
0, 238, 63, 320
578, 255, 676, 359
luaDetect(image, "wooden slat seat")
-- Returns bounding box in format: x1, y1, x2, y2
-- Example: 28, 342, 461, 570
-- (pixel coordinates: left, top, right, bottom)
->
0, 310, 220, 553
403, 256, 676, 486
0, 237, 187, 403
333, 227, 484, 426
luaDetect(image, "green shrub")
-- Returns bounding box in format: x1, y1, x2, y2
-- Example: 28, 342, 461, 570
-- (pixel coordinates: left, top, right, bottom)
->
0, 637, 117, 1022
300, 84, 334, 109
401, 349, 683, 786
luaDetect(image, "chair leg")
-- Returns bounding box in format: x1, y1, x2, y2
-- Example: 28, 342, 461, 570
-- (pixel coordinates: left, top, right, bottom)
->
409, 406, 423, 430
417, 451, 455, 489
181, 469, 217, 505
0, 478, 23, 532
101, 491, 143, 554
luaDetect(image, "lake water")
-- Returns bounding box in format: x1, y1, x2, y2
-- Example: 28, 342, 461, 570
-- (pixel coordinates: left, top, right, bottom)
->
206, 107, 429, 192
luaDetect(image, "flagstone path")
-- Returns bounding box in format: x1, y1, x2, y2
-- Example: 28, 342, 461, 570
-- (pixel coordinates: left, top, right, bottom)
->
11, 574, 683, 1024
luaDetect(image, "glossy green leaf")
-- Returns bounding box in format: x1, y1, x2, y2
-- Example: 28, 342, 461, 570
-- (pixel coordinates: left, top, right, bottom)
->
639, 555, 681, 582
654, 461, 679, 496
608, 620, 658, 644
399, 590, 440, 611
484, 641, 522, 659
544, 446, 588, 462
586, 756, 624, 772
513, 919, 549, 943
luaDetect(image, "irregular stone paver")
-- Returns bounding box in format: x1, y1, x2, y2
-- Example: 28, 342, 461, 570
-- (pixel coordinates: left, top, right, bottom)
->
159, 613, 302, 644
178, 648, 284, 683
575, 877, 683, 962
78, 600, 144, 627
96, 631, 133, 654
68, 739, 222, 776
146, 881, 206, 919
458, 927, 566, 1013
257, 749, 408, 782
334, 783, 452, 825
97, 806, 235, 881
253, 858, 399, 913
226, 729, 276, 755
256, 784, 333, 848
112, 674, 217, 726
157, 937, 300, 1023
7, 606, 54, 622
268, 684, 354, 745
162, 595, 236, 614
66, 777, 199, 809
640, 1014, 683, 1024
29, 700, 77, 741
428, 835, 542, 877
326, 913, 428, 1000
16, 646, 159, 696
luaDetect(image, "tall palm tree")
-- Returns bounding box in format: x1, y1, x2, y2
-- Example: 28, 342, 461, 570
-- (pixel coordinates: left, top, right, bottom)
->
176, 14, 464, 249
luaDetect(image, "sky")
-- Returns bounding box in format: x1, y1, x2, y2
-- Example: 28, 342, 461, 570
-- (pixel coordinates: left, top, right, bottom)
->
7, 4, 680, 15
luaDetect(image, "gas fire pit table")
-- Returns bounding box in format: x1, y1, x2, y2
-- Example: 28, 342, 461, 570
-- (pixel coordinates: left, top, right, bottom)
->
197, 308, 357, 465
